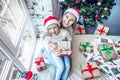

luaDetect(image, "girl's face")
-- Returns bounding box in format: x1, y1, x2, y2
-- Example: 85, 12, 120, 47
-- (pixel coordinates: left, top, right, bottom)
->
62, 12, 76, 28
47, 24, 60, 36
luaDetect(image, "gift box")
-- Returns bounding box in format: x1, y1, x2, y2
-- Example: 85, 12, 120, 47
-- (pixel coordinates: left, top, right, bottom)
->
94, 24, 109, 35
99, 62, 120, 79
81, 62, 101, 79
84, 53, 105, 65
98, 43, 117, 61
34, 57, 46, 71
57, 41, 71, 56
79, 42, 93, 53
75, 24, 86, 35
114, 40, 120, 57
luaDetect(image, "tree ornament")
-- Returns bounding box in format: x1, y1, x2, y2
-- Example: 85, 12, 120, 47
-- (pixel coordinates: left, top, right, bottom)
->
101, 15, 104, 18
75, 1, 79, 4
95, 10, 99, 14
83, 15, 86, 19
95, 14, 99, 19
104, 7, 108, 11
97, 2, 101, 6
82, 0, 86, 2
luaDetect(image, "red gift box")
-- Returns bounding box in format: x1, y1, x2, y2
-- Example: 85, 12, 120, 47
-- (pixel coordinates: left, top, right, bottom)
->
81, 62, 101, 79
75, 25, 86, 35
34, 57, 46, 71
94, 24, 109, 35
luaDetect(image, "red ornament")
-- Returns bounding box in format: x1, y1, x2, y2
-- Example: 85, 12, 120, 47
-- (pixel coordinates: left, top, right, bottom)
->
25, 71, 33, 80
83, 16, 86, 19
75, 1, 79, 4
95, 14, 99, 19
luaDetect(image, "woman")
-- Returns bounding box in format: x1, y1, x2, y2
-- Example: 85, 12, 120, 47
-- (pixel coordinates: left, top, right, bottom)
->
60, 8, 80, 37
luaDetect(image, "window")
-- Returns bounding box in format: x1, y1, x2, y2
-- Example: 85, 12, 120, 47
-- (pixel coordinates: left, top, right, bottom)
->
0, 50, 7, 76
0, 48, 11, 80
0, 0, 36, 79
10, 66, 22, 80
17, 22, 35, 70
0, 0, 26, 46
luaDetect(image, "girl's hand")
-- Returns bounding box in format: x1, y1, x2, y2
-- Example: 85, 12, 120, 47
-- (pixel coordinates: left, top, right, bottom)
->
68, 50, 72, 56
55, 49, 62, 56
48, 42, 58, 52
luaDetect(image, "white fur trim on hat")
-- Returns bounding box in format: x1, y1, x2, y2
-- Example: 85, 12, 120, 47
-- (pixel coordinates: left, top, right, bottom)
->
64, 8, 80, 21
45, 20, 60, 29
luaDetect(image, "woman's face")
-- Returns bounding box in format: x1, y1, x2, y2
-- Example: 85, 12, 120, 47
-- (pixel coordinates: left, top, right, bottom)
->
47, 24, 60, 36
62, 12, 76, 28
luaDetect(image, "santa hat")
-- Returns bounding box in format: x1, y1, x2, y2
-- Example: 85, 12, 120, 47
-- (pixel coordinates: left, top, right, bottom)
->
64, 8, 80, 21
44, 16, 60, 29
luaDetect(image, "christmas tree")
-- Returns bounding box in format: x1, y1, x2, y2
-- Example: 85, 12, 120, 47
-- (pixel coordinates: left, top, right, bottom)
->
61, 0, 116, 26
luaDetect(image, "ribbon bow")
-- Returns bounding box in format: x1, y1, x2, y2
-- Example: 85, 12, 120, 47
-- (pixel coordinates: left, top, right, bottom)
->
115, 44, 120, 48
100, 44, 113, 61
35, 57, 44, 71
77, 26, 84, 34
35, 57, 44, 65
80, 42, 92, 52
97, 26, 106, 35
82, 62, 98, 79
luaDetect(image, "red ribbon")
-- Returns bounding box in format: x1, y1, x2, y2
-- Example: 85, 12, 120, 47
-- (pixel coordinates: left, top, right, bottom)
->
97, 26, 106, 35
77, 26, 84, 34
82, 62, 98, 79
115, 44, 120, 48
35, 57, 44, 71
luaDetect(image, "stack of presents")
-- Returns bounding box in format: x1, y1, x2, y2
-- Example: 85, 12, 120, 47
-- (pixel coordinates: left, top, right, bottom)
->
75, 23, 109, 35
79, 37, 120, 80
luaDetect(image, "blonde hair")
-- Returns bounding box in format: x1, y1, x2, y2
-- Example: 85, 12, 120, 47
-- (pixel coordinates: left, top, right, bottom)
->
59, 12, 77, 31
43, 24, 61, 39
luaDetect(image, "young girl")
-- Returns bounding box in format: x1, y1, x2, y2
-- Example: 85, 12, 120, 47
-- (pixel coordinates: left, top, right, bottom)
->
60, 8, 80, 37
43, 16, 72, 80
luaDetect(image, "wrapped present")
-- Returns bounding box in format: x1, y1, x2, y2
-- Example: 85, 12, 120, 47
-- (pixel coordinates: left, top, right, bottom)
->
81, 62, 101, 79
79, 42, 93, 53
98, 44, 117, 61
94, 24, 109, 35
75, 25, 86, 35
114, 40, 120, 57
99, 62, 120, 79
34, 57, 46, 71
57, 41, 71, 56
84, 53, 105, 65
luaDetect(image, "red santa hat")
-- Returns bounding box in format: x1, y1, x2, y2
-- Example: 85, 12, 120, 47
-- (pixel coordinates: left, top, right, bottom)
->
64, 8, 80, 21
44, 16, 60, 29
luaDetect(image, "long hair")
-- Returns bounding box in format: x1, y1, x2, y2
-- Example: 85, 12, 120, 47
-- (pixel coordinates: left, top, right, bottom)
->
43, 24, 61, 39
59, 12, 77, 31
